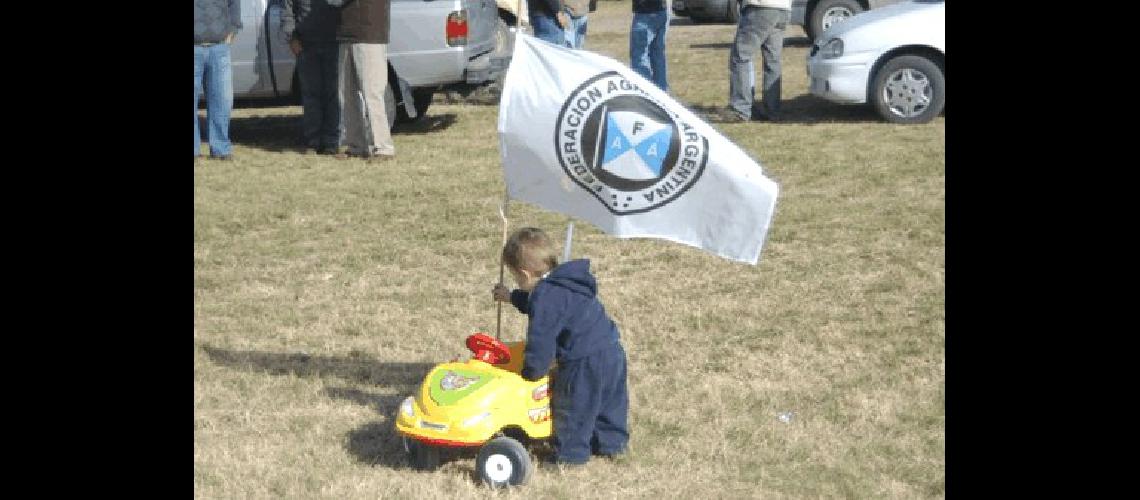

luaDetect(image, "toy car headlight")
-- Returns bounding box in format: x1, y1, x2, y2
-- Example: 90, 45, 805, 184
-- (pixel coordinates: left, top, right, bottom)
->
400, 396, 415, 418
532, 384, 549, 401
462, 412, 492, 428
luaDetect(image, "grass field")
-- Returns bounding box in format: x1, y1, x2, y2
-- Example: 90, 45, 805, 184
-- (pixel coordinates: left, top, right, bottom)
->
194, 2, 944, 498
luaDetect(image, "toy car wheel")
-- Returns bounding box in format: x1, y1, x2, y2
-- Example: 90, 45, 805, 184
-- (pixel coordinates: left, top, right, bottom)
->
476, 436, 532, 488
405, 437, 441, 471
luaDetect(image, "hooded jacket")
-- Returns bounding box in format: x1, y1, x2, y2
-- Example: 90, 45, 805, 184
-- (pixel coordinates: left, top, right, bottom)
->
508, 259, 621, 381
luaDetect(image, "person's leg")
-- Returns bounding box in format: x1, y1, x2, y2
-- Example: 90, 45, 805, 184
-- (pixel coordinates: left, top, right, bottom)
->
550, 357, 601, 464
353, 43, 395, 157
296, 45, 323, 149
338, 43, 365, 155
531, 13, 566, 46
647, 10, 669, 91
316, 42, 343, 152
590, 344, 630, 456
728, 7, 762, 120
629, 13, 654, 84
204, 43, 235, 157
758, 8, 787, 118
563, 12, 578, 47
194, 46, 205, 158
566, 14, 587, 49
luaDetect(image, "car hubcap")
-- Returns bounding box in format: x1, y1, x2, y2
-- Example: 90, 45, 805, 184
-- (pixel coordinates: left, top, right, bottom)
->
821, 7, 855, 32
485, 454, 514, 483
882, 68, 932, 118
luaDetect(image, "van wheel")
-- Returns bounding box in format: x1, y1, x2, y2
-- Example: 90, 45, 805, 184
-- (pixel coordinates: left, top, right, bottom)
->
396, 88, 433, 124
476, 437, 532, 488
726, 0, 742, 24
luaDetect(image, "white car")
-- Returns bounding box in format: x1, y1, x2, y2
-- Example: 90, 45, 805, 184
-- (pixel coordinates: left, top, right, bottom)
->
806, 0, 944, 124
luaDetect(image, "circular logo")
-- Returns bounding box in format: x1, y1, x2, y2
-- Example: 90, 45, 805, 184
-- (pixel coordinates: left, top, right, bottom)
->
554, 72, 709, 215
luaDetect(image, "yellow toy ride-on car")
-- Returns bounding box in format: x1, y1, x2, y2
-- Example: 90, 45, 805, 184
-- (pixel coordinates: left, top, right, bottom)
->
395, 333, 552, 487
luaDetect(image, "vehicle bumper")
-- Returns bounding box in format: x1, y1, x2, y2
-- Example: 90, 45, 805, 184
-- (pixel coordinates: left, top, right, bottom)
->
394, 403, 497, 447
806, 53, 873, 104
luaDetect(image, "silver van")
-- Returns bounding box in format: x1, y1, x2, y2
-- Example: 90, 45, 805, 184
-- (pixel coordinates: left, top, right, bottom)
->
210, 0, 516, 123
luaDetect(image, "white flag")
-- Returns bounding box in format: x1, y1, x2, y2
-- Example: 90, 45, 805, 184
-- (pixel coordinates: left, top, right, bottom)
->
497, 34, 779, 265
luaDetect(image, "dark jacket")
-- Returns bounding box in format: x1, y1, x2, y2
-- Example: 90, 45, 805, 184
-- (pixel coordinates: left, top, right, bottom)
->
327, 0, 390, 44
508, 259, 622, 381
632, 0, 665, 14
282, 0, 340, 43
194, 0, 242, 45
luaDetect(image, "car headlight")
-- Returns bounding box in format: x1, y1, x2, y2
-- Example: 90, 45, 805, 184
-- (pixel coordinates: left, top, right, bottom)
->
462, 412, 492, 428
820, 38, 844, 59
400, 396, 415, 418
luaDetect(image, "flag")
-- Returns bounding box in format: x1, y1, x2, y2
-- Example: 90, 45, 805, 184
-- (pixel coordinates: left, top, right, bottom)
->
496, 34, 779, 265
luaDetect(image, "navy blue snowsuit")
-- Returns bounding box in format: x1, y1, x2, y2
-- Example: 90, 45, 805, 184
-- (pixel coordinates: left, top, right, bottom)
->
508, 259, 629, 463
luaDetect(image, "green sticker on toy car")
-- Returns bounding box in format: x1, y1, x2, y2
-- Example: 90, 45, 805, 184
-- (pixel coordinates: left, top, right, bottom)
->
429, 369, 496, 405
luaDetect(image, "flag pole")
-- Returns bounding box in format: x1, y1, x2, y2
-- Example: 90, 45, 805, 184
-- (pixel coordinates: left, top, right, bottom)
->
496, 190, 510, 340
562, 218, 575, 263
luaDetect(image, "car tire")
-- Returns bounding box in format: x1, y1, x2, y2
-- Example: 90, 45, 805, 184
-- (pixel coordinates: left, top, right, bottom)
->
726, 0, 742, 24
383, 83, 398, 130
406, 438, 441, 471
806, 0, 863, 41
396, 88, 434, 124
870, 54, 945, 124
476, 436, 533, 488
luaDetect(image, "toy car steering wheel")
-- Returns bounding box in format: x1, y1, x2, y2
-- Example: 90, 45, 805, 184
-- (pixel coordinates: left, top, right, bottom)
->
466, 333, 511, 365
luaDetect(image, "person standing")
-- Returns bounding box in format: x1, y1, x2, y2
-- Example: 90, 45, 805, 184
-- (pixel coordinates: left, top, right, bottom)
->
327, 0, 396, 161
194, 0, 242, 160
629, 0, 669, 92
720, 0, 790, 122
283, 0, 343, 155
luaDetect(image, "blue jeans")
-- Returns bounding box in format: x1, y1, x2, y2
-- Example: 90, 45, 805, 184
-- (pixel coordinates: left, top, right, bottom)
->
729, 6, 788, 119
629, 10, 669, 92
297, 41, 342, 150
531, 12, 569, 47
194, 43, 234, 157
564, 13, 588, 49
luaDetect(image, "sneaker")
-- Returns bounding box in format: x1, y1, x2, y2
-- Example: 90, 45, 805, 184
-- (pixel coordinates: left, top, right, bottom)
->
598, 451, 629, 463
317, 146, 339, 156
538, 457, 586, 472
209, 154, 234, 161
708, 107, 748, 123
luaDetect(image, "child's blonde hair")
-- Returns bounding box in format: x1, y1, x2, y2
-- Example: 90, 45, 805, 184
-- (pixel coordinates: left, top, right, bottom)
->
502, 227, 559, 274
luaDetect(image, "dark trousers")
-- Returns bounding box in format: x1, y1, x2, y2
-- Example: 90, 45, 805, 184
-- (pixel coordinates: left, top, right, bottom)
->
297, 41, 342, 149
551, 342, 630, 463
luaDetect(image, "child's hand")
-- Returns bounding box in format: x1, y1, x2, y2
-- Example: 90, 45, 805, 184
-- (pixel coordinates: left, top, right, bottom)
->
492, 283, 511, 302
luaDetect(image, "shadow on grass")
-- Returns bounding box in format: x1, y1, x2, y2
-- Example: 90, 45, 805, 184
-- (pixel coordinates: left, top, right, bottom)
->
222, 113, 459, 153
199, 344, 436, 469
689, 35, 810, 51
684, 95, 882, 124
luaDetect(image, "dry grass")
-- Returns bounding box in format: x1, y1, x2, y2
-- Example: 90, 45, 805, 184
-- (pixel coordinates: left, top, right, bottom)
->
195, 2, 944, 498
